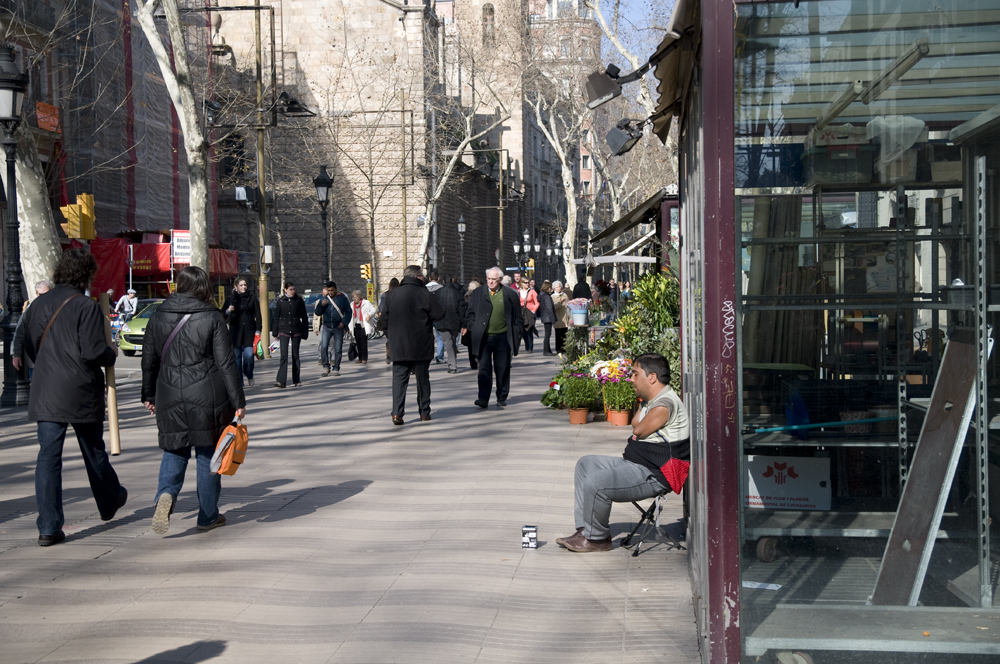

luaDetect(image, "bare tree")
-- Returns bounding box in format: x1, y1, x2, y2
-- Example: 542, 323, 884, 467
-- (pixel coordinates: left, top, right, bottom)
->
136, 0, 210, 269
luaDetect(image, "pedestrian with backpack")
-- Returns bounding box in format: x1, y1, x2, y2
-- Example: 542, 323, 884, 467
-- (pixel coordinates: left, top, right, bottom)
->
21, 248, 128, 547
141, 266, 246, 535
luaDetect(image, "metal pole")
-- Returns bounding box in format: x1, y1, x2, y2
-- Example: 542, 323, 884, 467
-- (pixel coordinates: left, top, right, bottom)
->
498, 129, 503, 267
459, 234, 465, 284
320, 202, 329, 281
254, 0, 270, 357
0, 120, 27, 407
401, 90, 407, 267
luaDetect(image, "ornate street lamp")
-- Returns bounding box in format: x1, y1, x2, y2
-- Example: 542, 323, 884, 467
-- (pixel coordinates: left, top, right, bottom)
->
313, 165, 334, 280
0, 46, 29, 408
457, 216, 466, 285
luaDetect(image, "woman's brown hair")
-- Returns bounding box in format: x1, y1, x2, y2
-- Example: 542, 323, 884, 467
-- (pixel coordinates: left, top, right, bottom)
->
175, 266, 215, 303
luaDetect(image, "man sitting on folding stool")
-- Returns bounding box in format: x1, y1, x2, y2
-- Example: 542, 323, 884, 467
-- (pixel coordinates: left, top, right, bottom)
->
556, 353, 690, 553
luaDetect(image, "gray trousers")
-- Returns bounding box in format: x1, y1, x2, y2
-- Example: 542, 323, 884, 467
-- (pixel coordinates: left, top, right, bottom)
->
574, 455, 667, 540
439, 329, 459, 370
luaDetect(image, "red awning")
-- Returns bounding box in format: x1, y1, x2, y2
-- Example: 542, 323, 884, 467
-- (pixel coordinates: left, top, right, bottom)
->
90, 238, 129, 298
131, 243, 172, 276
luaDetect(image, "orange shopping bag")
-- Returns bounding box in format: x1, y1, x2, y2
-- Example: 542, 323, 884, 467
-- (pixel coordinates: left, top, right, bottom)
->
210, 417, 248, 476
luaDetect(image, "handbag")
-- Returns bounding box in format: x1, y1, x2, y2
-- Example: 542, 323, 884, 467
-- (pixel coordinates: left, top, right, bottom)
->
312, 313, 322, 335
211, 417, 248, 475
522, 306, 535, 329
348, 341, 358, 361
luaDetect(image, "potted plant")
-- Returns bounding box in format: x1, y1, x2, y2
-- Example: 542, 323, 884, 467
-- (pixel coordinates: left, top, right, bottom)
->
602, 379, 636, 425
592, 356, 636, 426
562, 374, 599, 424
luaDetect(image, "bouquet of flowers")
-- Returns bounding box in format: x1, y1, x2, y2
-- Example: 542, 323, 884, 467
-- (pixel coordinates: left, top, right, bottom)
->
590, 356, 632, 384
591, 356, 636, 412
567, 297, 591, 312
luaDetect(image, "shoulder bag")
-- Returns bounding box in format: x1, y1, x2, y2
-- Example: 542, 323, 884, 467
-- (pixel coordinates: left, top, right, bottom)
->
161, 314, 192, 358
38, 293, 82, 350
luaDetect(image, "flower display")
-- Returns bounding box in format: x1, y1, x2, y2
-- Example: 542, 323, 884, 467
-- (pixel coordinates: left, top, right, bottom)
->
590, 356, 632, 384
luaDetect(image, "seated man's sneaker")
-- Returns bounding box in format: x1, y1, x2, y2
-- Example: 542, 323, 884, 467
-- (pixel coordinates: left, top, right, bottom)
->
556, 528, 584, 548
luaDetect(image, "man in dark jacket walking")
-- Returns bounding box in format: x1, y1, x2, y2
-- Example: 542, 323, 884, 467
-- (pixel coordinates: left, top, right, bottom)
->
434, 277, 468, 374
384, 265, 444, 424
21, 248, 128, 546
222, 277, 262, 386
315, 281, 351, 377
270, 282, 309, 388
464, 266, 523, 409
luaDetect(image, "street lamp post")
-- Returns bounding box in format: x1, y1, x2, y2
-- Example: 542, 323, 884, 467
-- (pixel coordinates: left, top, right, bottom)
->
457, 215, 466, 285
313, 165, 333, 280
0, 46, 29, 408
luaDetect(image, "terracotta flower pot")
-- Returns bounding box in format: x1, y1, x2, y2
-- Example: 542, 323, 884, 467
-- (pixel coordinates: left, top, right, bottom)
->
568, 408, 589, 424
606, 409, 632, 426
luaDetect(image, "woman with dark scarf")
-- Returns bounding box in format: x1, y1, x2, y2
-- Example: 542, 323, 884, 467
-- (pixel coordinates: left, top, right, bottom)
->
222, 277, 263, 386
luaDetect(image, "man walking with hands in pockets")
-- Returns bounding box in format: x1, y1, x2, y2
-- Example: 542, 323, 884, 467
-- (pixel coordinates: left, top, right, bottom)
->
465, 266, 522, 409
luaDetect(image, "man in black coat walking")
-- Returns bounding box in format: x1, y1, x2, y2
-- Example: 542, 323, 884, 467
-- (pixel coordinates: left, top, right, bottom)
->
270, 282, 309, 388
434, 277, 468, 374
20, 248, 128, 546
464, 266, 523, 408
384, 265, 445, 424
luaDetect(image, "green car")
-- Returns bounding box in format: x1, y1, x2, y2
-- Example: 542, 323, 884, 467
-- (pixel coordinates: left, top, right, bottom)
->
118, 299, 165, 356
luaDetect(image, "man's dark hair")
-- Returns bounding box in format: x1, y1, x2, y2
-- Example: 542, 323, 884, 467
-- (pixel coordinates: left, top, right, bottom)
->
403, 264, 423, 279
175, 266, 215, 303
428, 271, 439, 281
633, 353, 671, 386
54, 247, 98, 291
284, 281, 296, 290
451, 276, 459, 284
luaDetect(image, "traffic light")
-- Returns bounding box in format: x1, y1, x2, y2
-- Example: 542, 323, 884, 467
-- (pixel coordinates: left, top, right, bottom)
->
361, 263, 372, 280
60, 193, 96, 239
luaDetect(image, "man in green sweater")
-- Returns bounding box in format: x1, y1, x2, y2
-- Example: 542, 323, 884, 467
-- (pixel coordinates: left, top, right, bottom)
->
463, 267, 523, 408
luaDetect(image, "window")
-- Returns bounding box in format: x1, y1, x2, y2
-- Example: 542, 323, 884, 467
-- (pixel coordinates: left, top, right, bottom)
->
482, 4, 495, 47
560, 38, 571, 58
545, 0, 554, 19
581, 180, 591, 194
581, 155, 590, 170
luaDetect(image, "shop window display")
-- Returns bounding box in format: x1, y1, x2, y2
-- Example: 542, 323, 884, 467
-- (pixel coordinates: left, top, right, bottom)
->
734, 0, 1000, 658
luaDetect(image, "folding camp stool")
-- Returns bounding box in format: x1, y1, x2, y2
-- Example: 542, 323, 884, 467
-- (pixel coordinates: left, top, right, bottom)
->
620, 492, 685, 557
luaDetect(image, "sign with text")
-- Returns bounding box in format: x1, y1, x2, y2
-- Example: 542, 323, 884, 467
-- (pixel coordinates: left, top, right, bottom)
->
36, 102, 61, 133
172, 230, 191, 265
745, 455, 830, 511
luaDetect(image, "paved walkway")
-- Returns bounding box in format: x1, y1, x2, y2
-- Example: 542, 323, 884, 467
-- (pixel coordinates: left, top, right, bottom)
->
0, 337, 699, 663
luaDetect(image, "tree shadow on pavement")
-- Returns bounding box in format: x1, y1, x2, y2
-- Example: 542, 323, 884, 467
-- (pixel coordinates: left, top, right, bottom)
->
132, 640, 227, 663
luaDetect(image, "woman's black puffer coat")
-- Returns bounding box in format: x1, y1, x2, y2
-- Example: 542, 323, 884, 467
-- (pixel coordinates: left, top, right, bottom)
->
141, 293, 246, 451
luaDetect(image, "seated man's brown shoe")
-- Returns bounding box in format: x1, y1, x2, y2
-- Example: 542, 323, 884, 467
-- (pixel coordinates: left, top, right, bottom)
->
556, 528, 584, 548
562, 531, 613, 553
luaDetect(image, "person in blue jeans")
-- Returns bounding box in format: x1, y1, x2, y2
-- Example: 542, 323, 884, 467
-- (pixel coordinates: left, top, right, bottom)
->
222, 277, 262, 386
316, 281, 351, 377
141, 266, 246, 534
20, 248, 128, 547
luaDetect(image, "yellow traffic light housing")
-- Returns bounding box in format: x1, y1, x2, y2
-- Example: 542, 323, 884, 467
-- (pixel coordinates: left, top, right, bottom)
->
361, 263, 372, 280
60, 193, 96, 239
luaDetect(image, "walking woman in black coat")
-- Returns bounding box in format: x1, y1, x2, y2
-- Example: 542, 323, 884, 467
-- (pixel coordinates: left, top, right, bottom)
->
537, 281, 557, 356
270, 282, 309, 387
222, 277, 262, 386
142, 266, 246, 535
